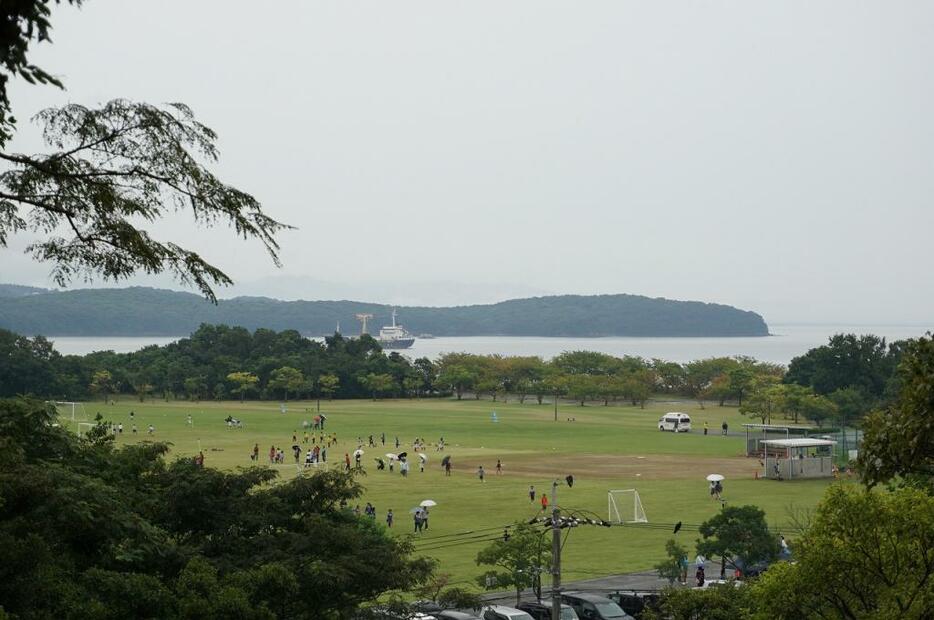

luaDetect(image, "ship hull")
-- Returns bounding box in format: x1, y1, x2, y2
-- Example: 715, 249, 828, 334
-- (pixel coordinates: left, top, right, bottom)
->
379, 338, 415, 350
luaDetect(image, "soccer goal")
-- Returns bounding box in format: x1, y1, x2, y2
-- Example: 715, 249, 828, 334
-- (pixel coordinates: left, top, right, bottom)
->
77, 422, 96, 436
608, 489, 648, 524
54, 401, 88, 422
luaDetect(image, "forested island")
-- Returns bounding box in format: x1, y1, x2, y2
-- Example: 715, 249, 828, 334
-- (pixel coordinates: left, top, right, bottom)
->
0, 285, 769, 337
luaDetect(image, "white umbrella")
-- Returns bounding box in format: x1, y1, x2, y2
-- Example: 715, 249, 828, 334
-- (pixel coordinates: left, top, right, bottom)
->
353, 449, 364, 457
706, 473, 725, 482
418, 453, 429, 463
385, 453, 397, 460
420, 499, 437, 507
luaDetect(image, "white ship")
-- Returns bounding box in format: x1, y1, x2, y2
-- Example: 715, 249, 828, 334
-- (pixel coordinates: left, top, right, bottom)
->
378, 309, 415, 349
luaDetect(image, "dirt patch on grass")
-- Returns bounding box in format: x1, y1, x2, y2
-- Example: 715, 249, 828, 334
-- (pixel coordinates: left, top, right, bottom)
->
458, 453, 761, 481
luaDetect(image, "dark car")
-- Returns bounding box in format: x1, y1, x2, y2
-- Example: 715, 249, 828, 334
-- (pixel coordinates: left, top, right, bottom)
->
560, 592, 634, 620
517, 600, 580, 620
436, 612, 482, 620
605, 592, 661, 619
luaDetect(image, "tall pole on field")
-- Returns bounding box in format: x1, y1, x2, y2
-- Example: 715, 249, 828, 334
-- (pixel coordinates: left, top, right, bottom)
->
551, 479, 561, 620
554, 392, 558, 422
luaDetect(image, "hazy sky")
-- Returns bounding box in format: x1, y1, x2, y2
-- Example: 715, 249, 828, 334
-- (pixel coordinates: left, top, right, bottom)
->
2, 1, 933, 324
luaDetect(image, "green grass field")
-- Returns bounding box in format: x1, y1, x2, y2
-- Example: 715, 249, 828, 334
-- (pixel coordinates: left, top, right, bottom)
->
68, 397, 833, 588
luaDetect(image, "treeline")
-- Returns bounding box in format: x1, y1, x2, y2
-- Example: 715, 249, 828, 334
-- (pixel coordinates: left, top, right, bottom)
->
0, 285, 770, 337
0, 326, 915, 427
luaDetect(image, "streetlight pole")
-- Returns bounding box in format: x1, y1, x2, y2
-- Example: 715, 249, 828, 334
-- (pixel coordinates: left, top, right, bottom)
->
551, 479, 561, 620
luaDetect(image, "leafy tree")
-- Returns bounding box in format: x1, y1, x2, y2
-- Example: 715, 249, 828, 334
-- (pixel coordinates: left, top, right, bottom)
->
267, 366, 303, 401
0, 98, 289, 300
476, 522, 549, 606
226, 371, 259, 403
703, 374, 733, 407
739, 383, 785, 424
318, 373, 340, 401
753, 485, 934, 619
654, 538, 688, 585
184, 376, 208, 401
89, 369, 114, 402
361, 373, 395, 400
799, 393, 836, 428
696, 505, 780, 579
727, 367, 756, 407
785, 333, 903, 401
436, 363, 476, 401
827, 386, 872, 425
643, 584, 752, 620
0, 396, 435, 618
0, 0, 83, 146
859, 334, 934, 489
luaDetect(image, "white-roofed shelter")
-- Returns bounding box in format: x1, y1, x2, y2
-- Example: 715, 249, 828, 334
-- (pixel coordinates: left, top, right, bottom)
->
743, 423, 816, 456
761, 438, 837, 480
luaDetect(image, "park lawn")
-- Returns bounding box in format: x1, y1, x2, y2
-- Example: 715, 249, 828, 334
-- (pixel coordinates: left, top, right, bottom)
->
72, 397, 834, 588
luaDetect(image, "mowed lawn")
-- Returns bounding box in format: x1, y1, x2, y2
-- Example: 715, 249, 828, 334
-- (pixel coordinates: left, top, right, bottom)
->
69, 398, 833, 587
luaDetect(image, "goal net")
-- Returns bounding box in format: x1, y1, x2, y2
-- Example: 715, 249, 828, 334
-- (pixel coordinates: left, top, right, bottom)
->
77, 422, 96, 436
54, 401, 88, 422
608, 489, 648, 523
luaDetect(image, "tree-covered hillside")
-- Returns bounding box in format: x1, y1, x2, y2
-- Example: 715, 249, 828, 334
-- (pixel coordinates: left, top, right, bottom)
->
0, 286, 770, 337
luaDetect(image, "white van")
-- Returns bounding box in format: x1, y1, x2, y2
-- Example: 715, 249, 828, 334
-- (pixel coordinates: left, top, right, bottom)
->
658, 412, 691, 432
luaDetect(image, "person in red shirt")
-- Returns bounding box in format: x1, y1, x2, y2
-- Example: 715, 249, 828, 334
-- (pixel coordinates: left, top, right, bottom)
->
541, 494, 549, 511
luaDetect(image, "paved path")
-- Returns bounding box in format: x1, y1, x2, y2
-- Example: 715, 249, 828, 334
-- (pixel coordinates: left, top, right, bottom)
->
481, 562, 724, 604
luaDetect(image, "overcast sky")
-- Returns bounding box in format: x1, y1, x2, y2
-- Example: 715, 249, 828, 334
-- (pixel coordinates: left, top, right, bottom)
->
2, 1, 933, 324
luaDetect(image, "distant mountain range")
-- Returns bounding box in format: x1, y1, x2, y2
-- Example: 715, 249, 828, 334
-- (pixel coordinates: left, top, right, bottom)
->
0, 285, 770, 338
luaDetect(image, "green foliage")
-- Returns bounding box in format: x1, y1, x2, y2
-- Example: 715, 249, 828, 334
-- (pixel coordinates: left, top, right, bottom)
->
0, 0, 83, 146
476, 522, 549, 606
785, 333, 904, 403
859, 333, 934, 489
654, 538, 688, 585
753, 485, 934, 619
0, 396, 434, 618
643, 584, 753, 620
267, 366, 304, 401
696, 506, 780, 576
0, 101, 289, 301
226, 371, 259, 402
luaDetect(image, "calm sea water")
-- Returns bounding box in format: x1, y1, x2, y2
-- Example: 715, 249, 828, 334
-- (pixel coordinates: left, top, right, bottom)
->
49, 324, 930, 365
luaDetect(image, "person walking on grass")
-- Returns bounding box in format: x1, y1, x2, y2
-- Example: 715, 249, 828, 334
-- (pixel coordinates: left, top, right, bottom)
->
386, 509, 394, 528
478, 465, 485, 482
529, 485, 535, 502
444, 459, 452, 476
496, 459, 502, 475
704, 421, 708, 436
344, 453, 351, 472
541, 494, 549, 512
722, 421, 728, 436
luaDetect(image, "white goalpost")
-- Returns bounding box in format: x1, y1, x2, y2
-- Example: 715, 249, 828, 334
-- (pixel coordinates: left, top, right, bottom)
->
54, 401, 88, 422
608, 489, 648, 524
77, 422, 96, 436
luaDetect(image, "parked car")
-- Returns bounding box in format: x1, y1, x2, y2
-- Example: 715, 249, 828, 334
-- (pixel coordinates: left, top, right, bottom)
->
693, 579, 742, 590
658, 412, 691, 432
605, 592, 661, 619
436, 612, 482, 620
517, 599, 580, 620
481, 605, 535, 620
561, 592, 634, 620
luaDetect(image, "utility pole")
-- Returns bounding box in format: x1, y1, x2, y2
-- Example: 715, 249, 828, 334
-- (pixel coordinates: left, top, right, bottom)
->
554, 391, 558, 422
551, 479, 561, 620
